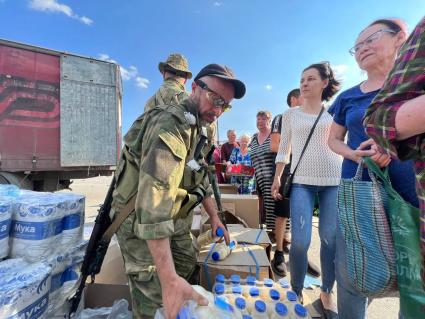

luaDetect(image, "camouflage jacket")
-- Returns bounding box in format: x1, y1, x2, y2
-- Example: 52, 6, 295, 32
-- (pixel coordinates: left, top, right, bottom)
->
144, 77, 189, 112
112, 99, 212, 240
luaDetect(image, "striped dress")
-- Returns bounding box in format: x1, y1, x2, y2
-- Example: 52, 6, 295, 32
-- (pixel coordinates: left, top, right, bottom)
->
250, 133, 276, 230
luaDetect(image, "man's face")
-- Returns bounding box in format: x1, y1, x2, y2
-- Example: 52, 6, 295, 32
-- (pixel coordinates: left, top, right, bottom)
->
194, 76, 235, 124
227, 131, 236, 143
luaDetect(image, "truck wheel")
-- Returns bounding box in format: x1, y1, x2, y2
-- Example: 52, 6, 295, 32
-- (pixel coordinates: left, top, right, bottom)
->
0, 172, 33, 190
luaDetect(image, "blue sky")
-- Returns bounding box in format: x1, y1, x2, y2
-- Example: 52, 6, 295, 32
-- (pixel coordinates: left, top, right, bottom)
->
1, 0, 423, 142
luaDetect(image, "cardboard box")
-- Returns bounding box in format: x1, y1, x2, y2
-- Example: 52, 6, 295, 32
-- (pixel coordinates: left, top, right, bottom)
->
95, 241, 128, 285
228, 226, 272, 260
201, 194, 259, 228
200, 210, 250, 234
197, 244, 273, 291
218, 184, 238, 194
84, 240, 131, 309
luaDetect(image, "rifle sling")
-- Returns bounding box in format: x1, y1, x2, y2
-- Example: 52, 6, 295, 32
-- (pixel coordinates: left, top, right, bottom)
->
101, 194, 137, 242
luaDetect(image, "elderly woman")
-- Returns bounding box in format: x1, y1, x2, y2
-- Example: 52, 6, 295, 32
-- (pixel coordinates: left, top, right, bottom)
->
328, 18, 419, 319
250, 111, 277, 229
227, 134, 255, 194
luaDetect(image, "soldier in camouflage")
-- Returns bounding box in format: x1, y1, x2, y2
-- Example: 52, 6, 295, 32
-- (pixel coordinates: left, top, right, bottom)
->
112, 64, 246, 319
144, 53, 192, 112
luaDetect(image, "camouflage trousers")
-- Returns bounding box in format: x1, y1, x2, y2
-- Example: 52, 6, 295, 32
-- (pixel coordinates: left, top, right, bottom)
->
116, 212, 196, 319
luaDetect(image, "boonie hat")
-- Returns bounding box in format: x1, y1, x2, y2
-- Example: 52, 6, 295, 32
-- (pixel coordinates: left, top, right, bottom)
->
194, 64, 246, 99
158, 53, 192, 79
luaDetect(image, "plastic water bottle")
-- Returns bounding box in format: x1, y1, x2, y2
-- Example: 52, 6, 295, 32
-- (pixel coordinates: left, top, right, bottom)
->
270, 302, 290, 318
246, 286, 260, 313
276, 279, 290, 298
197, 227, 224, 248
294, 304, 311, 318
266, 289, 281, 315
242, 275, 257, 297
211, 240, 237, 261
214, 283, 226, 296
260, 278, 275, 299
234, 296, 249, 317
251, 300, 268, 319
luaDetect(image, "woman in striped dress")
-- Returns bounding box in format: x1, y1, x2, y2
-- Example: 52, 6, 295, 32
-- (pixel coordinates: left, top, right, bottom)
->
250, 110, 276, 231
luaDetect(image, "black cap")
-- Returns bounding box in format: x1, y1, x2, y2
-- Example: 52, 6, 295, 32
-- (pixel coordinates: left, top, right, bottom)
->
194, 64, 246, 99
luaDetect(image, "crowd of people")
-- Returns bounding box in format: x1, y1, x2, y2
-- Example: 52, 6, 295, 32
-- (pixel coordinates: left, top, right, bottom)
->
110, 15, 424, 319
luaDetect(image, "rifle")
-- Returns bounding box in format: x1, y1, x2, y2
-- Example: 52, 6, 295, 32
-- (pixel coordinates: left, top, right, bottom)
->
206, 145, 227, 230
69, 176, 116, 316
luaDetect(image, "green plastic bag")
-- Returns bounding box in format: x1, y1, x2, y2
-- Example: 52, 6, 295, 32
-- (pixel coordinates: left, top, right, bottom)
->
365, 157, 425, 318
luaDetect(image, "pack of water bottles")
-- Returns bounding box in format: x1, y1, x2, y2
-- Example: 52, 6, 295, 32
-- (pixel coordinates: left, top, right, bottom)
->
209, 274, 312, 318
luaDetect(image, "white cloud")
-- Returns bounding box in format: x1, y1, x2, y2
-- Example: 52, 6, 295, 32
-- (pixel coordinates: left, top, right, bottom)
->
28, 0, 93, 25
332, 64, 349, 79
98, 54, 149, 89
214, 2, 222, 6
265, 84, 272, 91
135, 77, 150, 89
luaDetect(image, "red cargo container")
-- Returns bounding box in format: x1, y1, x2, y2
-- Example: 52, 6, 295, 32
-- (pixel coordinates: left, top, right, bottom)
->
0, 39, 122, 191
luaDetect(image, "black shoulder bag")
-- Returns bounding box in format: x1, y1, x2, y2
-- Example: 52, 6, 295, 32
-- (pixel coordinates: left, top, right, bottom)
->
280, 107, 325, 198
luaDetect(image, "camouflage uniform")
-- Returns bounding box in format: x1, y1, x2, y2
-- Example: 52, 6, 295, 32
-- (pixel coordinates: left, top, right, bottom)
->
144, 77, 189, 112
111, 98, 212, 318
144, 53, 192, 113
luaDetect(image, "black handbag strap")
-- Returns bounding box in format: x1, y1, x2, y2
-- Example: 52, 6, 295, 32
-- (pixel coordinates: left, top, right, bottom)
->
291, 106, 325, 176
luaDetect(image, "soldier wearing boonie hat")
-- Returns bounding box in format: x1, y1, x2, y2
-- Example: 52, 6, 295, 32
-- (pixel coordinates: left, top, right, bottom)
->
144, 53, 192, 112
113, 63, 246, 318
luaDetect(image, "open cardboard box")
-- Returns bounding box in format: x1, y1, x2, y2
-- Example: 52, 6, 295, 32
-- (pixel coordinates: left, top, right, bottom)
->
218, 183, 238, 194
201, 194, 259, 228
197, 243, 273, 291
84, 240, 132, 309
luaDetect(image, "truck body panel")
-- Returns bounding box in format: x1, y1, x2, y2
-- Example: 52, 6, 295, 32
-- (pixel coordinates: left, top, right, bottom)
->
0, 39, 122, 190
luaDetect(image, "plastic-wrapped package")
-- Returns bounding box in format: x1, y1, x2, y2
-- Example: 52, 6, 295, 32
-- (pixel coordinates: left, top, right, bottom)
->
76, 299, 132, 319
0, 198, 13, 259
59, 193, 85, 246
47, 240, 88, 316
0, 185, 20, 197
0, 261, 52, 319
9, 193, 66, 261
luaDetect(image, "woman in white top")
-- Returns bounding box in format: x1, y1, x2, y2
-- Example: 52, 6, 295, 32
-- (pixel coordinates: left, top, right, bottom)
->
271, 62, 342, 318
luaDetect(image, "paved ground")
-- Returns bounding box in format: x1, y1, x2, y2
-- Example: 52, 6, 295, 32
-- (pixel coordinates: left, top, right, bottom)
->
67, 175, 400, 318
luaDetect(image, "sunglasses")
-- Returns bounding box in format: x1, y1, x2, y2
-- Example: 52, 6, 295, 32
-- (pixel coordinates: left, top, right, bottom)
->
349, 29, 396, 55
195, 79, 232, 112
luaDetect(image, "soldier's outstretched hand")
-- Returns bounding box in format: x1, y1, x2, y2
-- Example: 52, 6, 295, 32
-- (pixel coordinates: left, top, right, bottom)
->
161, 275, 208, 319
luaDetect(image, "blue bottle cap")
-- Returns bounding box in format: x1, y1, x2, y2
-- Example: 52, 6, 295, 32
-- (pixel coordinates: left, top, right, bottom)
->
242, 315, 252, 319
286, 291, 298, 302
214, 283, 225, 295
294, 304, 307, 317
270, 289, 280, 300
264, 278, 274, 287
215, 274, 225, 283
229, 240, 237, 250
216, 227, 224, 237
230, 274, 241, 284
246, 275, 256, 285
255, 300, 266, 313
275, 302, 288, 316
249, 287, 259, 297
232, 285, 242, 294
278, 278, 290, 288
235, 297, 246, 310
211, 252, 220, 261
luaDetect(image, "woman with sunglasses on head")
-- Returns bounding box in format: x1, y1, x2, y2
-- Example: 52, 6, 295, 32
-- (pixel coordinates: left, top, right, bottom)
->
327, 19, 419, 319
272, 62, 342, 318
